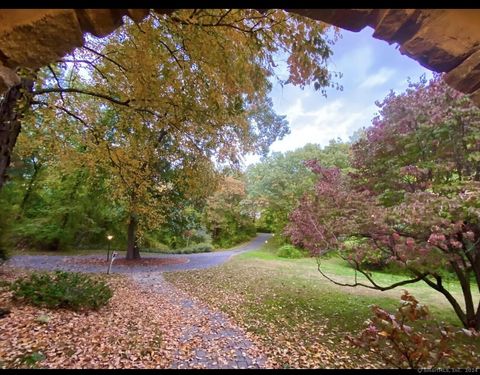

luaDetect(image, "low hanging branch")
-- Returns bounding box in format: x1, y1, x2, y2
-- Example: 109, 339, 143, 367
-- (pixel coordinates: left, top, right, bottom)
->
315, 257, 429, 291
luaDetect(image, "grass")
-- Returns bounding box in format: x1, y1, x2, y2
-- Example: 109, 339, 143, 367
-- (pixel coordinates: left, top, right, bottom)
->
165, 237, 479, 368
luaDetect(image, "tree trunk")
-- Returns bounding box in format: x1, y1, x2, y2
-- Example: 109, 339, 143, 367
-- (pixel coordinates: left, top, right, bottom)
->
126, 214, 141, 260
0, 78, 34, 191
17, 160, 41, 219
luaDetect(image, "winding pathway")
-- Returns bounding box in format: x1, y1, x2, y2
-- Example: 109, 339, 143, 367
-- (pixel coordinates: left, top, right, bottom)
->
5, 233, 272, 369
6, 233, 270, 274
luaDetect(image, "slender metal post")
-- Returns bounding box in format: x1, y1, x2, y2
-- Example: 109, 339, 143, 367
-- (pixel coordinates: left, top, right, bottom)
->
107, 251, 117, 274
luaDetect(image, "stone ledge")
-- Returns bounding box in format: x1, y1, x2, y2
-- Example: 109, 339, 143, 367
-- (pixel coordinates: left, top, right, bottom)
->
444, 49, 480, 94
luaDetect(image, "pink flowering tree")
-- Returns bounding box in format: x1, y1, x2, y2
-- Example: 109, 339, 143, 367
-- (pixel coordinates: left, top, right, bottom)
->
285, 75, 480, 330
352, 74, 480, 205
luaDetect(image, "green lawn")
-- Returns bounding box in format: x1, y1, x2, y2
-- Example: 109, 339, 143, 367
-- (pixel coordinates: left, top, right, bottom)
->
164, 238, 479, 368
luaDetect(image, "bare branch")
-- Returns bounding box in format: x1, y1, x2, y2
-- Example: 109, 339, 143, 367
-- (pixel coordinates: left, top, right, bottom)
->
315, 257, 428, 291
215, 9, 232, 25
32, 100, 96, 133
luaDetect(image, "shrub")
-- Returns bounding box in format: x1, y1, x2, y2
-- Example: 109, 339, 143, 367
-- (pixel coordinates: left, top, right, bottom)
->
277, 244, 304, 259
11, 271, 113, 311
176, 242, 213, 254
348, 291, 480, 368
188, 228, 212, 245
142, 243, 170, 253
19, 351, 46, 368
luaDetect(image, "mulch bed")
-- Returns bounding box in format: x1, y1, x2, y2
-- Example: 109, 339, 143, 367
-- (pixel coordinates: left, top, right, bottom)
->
66, 257, 189, 267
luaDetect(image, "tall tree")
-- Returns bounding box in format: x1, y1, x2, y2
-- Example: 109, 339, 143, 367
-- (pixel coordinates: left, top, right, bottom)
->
352, 74, 480, 205
246, 140, 350, 234
8, 10, 340, 258
286, 76, 480, 329
0, 9, 340, 191
204, 175, 256, 247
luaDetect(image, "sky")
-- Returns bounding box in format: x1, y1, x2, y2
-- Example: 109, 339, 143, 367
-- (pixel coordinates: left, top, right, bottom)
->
243, 26, 434, 166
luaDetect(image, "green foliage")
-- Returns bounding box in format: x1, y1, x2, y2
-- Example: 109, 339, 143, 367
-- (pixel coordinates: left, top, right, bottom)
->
11, 271, 113, 311
18, 351, 46, 368
204, 176, 257, 248
277, 244, 305, 259
141, 243, 170, 253
1, 158, 125, 252
142, 242, 213, 254
246, 140, 351, 234
176, 242, 213, 254
148, 206, 211, 250
212, 229, 256, 249
187, 228, 212, 246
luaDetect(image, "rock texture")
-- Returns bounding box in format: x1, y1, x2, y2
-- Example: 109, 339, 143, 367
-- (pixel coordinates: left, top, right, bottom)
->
0, 9, 479, 105
0, 9, 162, 92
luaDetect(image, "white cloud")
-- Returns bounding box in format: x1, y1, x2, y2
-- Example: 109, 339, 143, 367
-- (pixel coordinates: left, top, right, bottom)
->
241, 27, 434, 168
359, 67, 396, 89
283, 97, 304, 124
269, 99, 376, 153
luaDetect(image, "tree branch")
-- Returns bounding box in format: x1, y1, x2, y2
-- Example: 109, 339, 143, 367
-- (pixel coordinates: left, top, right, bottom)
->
82, 45, 128, 72
315, 257, 428, 291
58, 59, 111, 83
157, 39, 183, 69
33, 87, 130, 106
412, 270, 468, 327
47, 65, 66, 105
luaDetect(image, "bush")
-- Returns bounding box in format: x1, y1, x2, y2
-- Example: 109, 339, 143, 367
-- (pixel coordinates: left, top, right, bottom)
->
188, 228, 212, 245
142, 243, 170, 253
175, 242, 213, 254
348, 291, 480, 368
277, 244, 304, 259
11, 271, 113, 311
213, 228, 257, 249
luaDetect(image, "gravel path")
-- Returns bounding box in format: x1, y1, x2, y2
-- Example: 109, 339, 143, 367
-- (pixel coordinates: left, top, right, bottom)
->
133, 272, 267, 369
5, 233, 272, 369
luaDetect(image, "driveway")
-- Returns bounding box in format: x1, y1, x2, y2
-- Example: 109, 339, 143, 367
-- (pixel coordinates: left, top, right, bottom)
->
5, 233, 271, 275
3, 233, 273, 369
